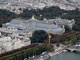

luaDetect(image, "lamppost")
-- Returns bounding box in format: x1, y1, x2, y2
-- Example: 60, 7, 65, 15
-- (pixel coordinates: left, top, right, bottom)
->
48, 34, 51, 45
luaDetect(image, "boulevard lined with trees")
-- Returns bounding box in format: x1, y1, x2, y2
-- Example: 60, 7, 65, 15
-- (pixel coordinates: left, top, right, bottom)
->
0, 44, 53, 60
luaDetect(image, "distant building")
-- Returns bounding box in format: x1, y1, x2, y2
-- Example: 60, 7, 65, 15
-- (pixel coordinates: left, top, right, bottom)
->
1, 18, 65, 35
1, 17, 75, 35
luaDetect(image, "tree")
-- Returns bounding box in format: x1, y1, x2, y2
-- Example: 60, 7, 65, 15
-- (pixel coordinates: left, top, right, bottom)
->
72, 24, 80, 31
0, 9, 17, 26
61, 32, 77, 45
65, 25, 72, 32
30, 30, 48, 43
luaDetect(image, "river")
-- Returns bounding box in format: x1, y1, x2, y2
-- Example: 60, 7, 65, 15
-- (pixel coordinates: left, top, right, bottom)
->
46, 52, 80, 60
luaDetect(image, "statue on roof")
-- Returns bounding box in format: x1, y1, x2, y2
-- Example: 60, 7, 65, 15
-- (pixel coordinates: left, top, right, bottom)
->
32, 15, 35, 20
62, 25, 65, 29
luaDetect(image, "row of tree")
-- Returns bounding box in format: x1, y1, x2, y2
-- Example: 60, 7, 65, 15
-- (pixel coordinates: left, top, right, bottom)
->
20, 6, 65, 20
0, 44, 54, 60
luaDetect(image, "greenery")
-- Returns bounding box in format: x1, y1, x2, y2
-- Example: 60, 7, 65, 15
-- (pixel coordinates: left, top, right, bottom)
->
0, 9, 17, 27
0, 44, 54, 60
20, 6, 65, 20
30, 30, 48, 43
65, 25, 72, 32
50, 32, 80, 45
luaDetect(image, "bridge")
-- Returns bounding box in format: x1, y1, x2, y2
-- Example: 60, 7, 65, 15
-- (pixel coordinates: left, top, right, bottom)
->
65, 44, 80, 52
66, 48, 80, 52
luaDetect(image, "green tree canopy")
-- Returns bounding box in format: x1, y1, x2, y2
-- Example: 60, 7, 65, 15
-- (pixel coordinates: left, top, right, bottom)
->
30, 30, 48, 43
0, 9, 17, 27
65, 25, 72, 32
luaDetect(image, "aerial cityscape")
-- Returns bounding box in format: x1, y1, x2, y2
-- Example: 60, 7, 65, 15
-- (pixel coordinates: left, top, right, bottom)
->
0, 0, 80, 60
